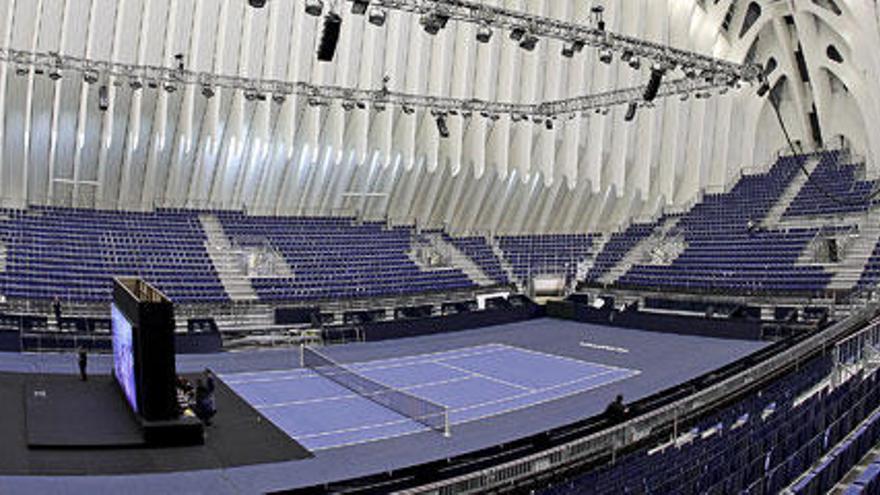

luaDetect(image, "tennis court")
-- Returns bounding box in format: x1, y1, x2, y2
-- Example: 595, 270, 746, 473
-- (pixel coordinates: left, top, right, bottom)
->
221, 343, 639, 451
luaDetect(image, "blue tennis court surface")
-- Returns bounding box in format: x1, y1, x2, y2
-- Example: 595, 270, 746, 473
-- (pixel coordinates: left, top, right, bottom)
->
222, 343, 639, 450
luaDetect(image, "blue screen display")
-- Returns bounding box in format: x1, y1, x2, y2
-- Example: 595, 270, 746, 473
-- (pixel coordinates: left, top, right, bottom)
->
111, 304, 137, 412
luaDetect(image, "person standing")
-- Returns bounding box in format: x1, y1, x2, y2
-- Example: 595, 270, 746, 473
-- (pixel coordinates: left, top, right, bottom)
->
77, 348, 88, 381
52, 296, 62, 330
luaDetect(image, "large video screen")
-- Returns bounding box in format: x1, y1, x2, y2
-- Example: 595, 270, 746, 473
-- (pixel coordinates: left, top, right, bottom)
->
111, 304, 138, 412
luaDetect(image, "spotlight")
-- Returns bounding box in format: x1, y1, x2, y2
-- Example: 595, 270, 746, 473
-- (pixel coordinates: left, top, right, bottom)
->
476, 25, 493, 43
643, 65, 665, 102
304, 0, 323, 16
48, 69, 62, 81
629, 57, 641, 71
356, 101, 366, 110
545, 119, 554, 130
562, 40, 584, 58
201, 85, 215, 98
624, 101, 637, 122
317, 12, 342, 61
683, 65, 697, 79
598, 48, 613, 65
83, 70, 99, 84
98, 85, 109, 111
129, 78, 143, 90
248, 0, 267, 7
420, 11, 449, 35
15, 66, 28, 76
401, 105, 415, 114
351, 0, 369, 15
680, 93, 690, 102
368, 7, 386, 26
621, 50, 633, 63
519, 34, 538, 51
256, 93, 267, 101
174, 53, 185, 71
147, 79, 158, 89
164, 82, 177, 93
272, 93, 286, 104
436, 114, 449, 138
510, 26, 526, 41
244, 90, 258, 101
342, 101, 355, 111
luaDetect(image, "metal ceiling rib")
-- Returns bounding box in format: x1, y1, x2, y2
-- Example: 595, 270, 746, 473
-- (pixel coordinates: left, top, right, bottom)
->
0, 0, 875, 235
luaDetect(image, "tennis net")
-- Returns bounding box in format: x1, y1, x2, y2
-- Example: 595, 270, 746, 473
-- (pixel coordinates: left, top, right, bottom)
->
301, 345, 450, 436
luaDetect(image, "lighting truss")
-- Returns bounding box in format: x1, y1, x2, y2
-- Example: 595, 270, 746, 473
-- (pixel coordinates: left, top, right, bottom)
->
347, 0, 762, 83
0, 46, 742, 120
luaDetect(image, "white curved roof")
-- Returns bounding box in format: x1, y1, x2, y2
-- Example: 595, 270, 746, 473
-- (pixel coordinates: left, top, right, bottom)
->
0, 0, 877, 233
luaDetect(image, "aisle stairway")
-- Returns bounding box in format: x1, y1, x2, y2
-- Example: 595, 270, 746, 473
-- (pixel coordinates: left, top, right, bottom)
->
199, 214, 259, 302
488, 237, 520, 288
763, 156, 821, 228
423, 234, 495, 287
597, 217, 681, 285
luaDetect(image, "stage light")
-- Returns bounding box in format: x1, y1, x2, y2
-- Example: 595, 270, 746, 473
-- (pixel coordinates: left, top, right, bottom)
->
519, 34, 538, 51
342, 100, 355, 111
599, 48, 613, 65
643, 65, 665, 102
304, 0, 323, 16
164, 82, 177, 93
351, 0, 369, 15
15, 66, 28, 76
248, 0, 267, 7
48, 69, 62, 81
562, 40, 585, 58
356, 101, 366, 110
129, 78, 143, 90
317, 12, 342, 61
510, 26, 526, 41
545, 119, 554, 130
629, 57, 641, 71
98, 85, 109, 111
244, 90, 258, 101
83, 70, 99, 84
174, 53, 185, 71
272, 93, 286, 104
201, 85, 215, 98
368, 7, 386, 26
684, 65, 697, 79
476, 25, 493, 43
621, 50, 633, 63
436, 114, 449, 138
420, 11, 449, 35
624, 101, 637, 122
401, 105, 415, 114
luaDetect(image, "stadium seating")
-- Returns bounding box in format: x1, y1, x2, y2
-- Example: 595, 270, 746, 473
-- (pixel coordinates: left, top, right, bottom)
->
584, 220, 660, 283
0, 206, 227, 303
784, 150, 876, 218
543, 354, 880, 495
497, 233, 598, 283
614, 155, 834, 294
216, 212, 476, 301
443, 233, 510, 285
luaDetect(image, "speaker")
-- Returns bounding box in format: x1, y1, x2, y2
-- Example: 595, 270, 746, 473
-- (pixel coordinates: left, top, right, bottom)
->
98, 85, 109, 111
827, 238, 839, 262
317, 13, 342, 62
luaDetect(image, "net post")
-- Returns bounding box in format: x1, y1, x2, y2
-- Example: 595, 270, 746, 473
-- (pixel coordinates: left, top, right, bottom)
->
443, 408, 451, 438
299, 343, 305, 368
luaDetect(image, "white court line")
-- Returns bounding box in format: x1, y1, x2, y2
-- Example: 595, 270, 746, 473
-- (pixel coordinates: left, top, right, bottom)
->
494, 343, 635, 374
221, 345, 508, 385
579, 341, 630, 354
230, 343, 642, 451
256, 375, 478, 409
303, 367, 641, 451
436, 361, 535, 392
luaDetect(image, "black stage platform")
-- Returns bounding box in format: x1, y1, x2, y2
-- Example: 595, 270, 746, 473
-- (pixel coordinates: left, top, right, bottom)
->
25, 375, 145, 448
0, 372, 311, 475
